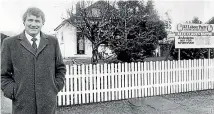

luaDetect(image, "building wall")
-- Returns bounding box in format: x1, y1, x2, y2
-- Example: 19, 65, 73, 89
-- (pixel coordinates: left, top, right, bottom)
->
55, 23, 92, 58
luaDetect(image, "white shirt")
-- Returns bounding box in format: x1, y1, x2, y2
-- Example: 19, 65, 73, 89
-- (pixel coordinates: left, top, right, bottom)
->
25, 32, 41, 48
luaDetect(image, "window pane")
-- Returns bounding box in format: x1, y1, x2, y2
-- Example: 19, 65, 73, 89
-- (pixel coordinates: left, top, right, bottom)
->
77, 32, 85, 54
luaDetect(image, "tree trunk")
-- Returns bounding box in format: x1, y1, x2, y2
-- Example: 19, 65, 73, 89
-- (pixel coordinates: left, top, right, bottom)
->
91, 45, 99, 64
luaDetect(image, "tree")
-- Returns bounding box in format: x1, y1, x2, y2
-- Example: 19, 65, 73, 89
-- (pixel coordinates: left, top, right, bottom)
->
108, 0, 167, 62
164, 10, 172, 30
66, 0, 167, 63
191, 17, 202, 24
170, 17, 214, 60
66, 1, 117, 64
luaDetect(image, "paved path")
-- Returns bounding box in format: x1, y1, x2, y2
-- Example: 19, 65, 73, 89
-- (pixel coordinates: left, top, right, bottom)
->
2, 90, 214, 114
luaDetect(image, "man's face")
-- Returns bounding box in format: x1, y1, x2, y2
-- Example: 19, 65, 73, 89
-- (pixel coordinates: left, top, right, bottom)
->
24, 14, 43, 37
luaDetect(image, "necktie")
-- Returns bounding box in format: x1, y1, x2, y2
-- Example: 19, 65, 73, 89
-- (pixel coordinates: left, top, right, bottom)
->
31, 37, 37, 51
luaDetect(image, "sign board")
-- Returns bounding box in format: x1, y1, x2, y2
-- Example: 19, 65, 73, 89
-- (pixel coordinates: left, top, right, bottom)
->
175, 23, 214, 48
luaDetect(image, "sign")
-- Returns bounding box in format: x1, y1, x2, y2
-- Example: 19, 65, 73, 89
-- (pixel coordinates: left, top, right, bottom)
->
175, 23, 214, 48
176, 23, 213, 32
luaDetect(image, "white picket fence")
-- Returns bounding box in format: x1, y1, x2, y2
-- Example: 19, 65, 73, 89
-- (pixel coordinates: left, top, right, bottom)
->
57, 59, 214, 106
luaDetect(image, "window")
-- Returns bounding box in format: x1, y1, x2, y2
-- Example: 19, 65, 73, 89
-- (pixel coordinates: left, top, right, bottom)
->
61, 35, 64, 44
91, 8, 101, 17
77, 32, 85, 54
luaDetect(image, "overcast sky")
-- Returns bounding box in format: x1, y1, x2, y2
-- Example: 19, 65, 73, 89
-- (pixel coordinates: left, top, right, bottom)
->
154, 0, 214, 30
0, 0, 214, 35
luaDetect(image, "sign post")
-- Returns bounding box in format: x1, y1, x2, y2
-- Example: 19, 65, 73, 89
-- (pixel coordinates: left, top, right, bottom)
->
208, 49, 211, 59
178, 49, 180, 60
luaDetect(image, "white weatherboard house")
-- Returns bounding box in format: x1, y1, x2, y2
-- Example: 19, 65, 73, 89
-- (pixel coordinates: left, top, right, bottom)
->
54, 1, 112, 59
54, 0, 174, 59
54, 20, 93, 58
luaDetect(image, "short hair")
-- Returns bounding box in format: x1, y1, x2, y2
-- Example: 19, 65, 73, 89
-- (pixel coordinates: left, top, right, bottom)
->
23, 7, 45, 23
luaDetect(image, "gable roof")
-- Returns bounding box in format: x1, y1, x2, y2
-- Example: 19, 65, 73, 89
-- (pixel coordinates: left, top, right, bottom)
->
54, 0, 116, 31
54, 19, 71, 31
205, 17, 214, 24
1, 33, 10, 44
85, 0, 115, 11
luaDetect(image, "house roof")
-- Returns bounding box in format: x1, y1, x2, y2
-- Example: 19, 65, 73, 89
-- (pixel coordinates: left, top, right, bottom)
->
54, 19, 71, 31
205, 17, 214, 24
1, 32, 11, 44
54, 0, 116, 31
85, 0, 115, 11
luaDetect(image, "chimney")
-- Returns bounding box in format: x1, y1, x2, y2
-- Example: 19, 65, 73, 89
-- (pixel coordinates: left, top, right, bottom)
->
76, 2, 81, 15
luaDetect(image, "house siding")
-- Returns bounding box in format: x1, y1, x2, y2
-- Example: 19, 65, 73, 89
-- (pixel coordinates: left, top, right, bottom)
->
56, 23, 92, 58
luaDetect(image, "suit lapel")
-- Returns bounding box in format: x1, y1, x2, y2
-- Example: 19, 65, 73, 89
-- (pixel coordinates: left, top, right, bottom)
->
18, 32, 37, 56
18, 31, 49, 57
36, 33, 48, 57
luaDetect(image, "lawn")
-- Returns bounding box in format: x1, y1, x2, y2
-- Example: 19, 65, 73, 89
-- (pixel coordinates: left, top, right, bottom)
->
64, 56, 174, 65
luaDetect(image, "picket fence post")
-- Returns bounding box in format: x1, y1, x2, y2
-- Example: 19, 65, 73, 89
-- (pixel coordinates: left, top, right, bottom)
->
58, 59, 214, 106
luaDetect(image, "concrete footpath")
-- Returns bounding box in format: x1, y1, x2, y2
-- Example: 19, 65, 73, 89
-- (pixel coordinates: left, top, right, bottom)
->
2, 90, 214, 114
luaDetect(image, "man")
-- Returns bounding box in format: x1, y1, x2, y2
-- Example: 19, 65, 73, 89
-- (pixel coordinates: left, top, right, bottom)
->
1, 7, 66, 114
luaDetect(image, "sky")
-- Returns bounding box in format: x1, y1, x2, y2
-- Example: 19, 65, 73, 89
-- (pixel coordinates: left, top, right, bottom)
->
0, 0, 214, 35
154, 0, 214, 30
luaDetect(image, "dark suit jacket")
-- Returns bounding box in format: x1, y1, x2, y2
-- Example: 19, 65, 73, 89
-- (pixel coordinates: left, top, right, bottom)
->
1, 31, 66, 114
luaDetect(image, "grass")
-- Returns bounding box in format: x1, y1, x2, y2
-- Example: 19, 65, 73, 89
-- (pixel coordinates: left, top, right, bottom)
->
64, 56, 174, 65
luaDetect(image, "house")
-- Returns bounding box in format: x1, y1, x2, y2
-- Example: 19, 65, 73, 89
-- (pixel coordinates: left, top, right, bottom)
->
1, 31, 16, 45
54, 1, 114, 59
1, 33, 9, 45
206, 17, 214, 24
55, 0, 170, 60
54, 19, 92, 58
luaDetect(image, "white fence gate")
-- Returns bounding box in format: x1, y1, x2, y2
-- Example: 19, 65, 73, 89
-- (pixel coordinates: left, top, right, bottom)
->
57, 59, 214, 106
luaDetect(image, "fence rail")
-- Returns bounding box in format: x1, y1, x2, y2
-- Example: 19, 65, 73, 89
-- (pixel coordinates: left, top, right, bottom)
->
57, 59, 214, 106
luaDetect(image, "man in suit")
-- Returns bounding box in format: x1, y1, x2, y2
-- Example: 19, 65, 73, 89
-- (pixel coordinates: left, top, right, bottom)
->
1, 7, 66, 114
